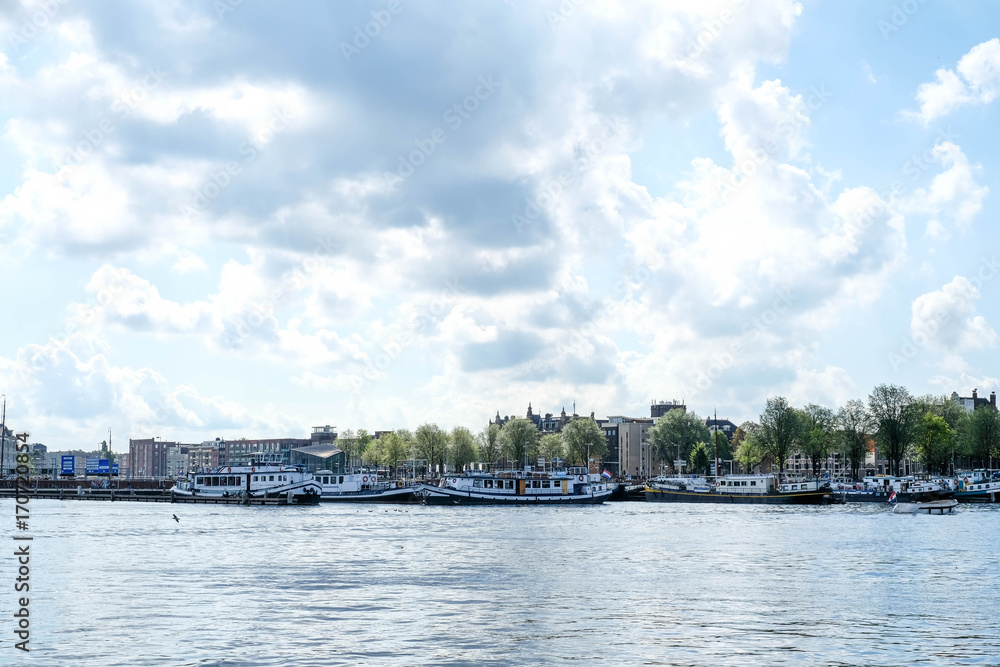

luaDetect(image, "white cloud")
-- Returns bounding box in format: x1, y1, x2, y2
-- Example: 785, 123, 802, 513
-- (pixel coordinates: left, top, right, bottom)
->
900, 142, 989, 234
906, 38, 1000, 124
910, 276, 997, 354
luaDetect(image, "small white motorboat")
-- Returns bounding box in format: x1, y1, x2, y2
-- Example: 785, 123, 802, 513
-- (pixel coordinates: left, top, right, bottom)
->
892, 498, 959, 514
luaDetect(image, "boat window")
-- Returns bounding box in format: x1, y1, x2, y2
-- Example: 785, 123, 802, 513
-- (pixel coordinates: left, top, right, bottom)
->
339, 476, 344, 483
474, 479, 483, 488
750, 481, 756, 486
791, 485, 798, 490
269, 475, 275, 481
542, 480, 550, 488
484, 480, 493, 488
197, 477, 204, 485
532, 480, 540, 488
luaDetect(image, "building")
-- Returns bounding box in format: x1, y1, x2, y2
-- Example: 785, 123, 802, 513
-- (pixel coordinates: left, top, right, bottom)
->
952, 389, 997, 412
1, 426, 17, 476
650, 399, 686, 419
223, 437, 311, 466
187, 442, 221, 471
311, 425, 338, 445
706, 417, 738, 440
290, 443, 346, 473
165, 446, 189, 478
491, 404, 576, 433
129, 438, 180, 478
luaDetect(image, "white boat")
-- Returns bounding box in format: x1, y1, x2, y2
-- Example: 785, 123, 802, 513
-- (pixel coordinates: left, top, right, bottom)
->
314, 469, 420, 503
172, 452, 321, 504
892, 498, 959, 514
419, 467, 613, 505
646, 474, 834, 504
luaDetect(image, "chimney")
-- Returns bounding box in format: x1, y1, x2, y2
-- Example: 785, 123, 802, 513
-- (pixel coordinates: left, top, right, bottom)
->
992, 392, 997, 410
973, 388, 978, 401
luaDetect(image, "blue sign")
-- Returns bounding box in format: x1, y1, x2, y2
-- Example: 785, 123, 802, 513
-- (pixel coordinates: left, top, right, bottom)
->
112, 463, 119, 475
61, 455, 75, 475
85, 457, 99, 473
97, 459, 111, 474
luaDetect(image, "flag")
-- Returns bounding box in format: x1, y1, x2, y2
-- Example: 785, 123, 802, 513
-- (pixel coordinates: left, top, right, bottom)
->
889, 490, 897, 503
602, 470, 612, 480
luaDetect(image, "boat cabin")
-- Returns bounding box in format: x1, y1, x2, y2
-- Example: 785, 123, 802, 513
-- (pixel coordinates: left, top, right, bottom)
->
715, 474, 776, 495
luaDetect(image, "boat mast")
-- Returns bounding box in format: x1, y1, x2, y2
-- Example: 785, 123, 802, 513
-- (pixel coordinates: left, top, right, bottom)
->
713, 406, 720, 480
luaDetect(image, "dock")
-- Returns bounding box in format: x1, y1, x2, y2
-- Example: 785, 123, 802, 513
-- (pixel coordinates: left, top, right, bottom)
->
0, 489, 306, 505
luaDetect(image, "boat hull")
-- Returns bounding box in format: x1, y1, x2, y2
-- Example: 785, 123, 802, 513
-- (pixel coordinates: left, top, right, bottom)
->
420, 485, 613, 506
893, 499, 959, 514
320, 487, 421, 503
645, 487, 833, 505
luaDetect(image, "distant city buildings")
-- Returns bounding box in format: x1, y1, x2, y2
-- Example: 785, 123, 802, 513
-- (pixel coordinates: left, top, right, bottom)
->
951, 389, 997, 412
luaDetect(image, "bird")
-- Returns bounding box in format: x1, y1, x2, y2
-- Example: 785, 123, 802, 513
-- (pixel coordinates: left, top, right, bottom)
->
172, 514, 180, 523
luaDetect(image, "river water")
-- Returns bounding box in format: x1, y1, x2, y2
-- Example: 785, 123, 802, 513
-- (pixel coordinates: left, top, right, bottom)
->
2, 500, 999, 666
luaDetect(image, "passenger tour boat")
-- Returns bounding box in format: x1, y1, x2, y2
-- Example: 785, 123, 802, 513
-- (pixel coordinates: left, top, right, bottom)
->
172, 453, 321, 504
419, 467, 613, 505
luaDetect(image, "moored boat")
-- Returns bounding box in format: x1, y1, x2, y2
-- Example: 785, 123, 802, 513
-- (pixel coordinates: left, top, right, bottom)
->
419, 467, 613, 505
953, 470, 1000, 503
172, 452, 321, 504
314, 469, 421, 503
645, 474, 834, 505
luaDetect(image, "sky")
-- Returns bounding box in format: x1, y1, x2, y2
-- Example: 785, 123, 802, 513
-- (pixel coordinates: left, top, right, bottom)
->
1, 0, 999, 452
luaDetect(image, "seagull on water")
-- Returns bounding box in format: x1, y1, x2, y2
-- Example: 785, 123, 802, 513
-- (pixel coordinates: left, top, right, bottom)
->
172, 514, 180, 523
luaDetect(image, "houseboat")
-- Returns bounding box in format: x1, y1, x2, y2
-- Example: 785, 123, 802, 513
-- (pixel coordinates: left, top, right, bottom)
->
645, 474, 834, 504
418, 467, 613, 505
954, 470, 1000, 503
314, 470, 421, 503
172, 453, 321, 504
835, 476, 954, 503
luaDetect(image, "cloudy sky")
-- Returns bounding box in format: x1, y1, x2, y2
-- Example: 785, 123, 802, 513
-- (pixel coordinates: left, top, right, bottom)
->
1, 0, 998, 451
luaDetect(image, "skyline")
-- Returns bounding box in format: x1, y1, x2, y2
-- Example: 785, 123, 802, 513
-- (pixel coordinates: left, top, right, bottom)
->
2, 1, 1000, 451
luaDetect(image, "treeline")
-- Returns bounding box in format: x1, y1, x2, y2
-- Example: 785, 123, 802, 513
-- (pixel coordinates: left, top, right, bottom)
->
648, 384, 1000, 480
336, 417, 608, 477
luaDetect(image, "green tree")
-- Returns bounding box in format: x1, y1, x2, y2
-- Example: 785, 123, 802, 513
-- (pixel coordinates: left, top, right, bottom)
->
648, 409, 711, 472
732, 421, 764, 473
379, 431, 409, 477
964, 405, 1000, 468
799, 404, 835, 477
415, 423, 449, 476
449, 426, 478, 472
477, 423, 502, 471
868, 384, 915, 476
914, 412, 952, 475
356, 429, 373, 462
689, 441, 711, 476
836, 399, 872, 481
538, 433, 564, 467
362, 436, 384, 467
759, 396, 803, 477
500, 418, 539, 468
338, 429, 360, 470
561, 418, 607, 467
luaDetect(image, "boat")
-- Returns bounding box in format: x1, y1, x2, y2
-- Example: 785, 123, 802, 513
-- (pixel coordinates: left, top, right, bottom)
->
834, 476, 954, 503
892, 498, 959, 514
172, 452, 321, 504
418, 467, 613, 505
953, 470, 1000, 503
314, 469, 421, 503
645, 474, 834, 504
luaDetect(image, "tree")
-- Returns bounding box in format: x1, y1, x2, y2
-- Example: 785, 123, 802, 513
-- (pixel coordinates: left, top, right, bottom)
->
836, 399, 872, 481
914, 412, 952, 475
561, 418, 607, 467
449, 426, 478, 472
647, 409, 711, 473
415, 423, 449, 477
338, 429, 360, 470
868, 384, 915, 476
710, 428, 731, 470
758, 396, 803, 477
964, 405, 1000, 468
379, 431, 409, 477
361, 436, 384, 467
689, 442, 711, 476
477, 423, 502, 471
798, 404, 835, 477
538, 433, 564, 467
500, 418, 539, 468
356, 429, 373, 462
732, 421, 765, 474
